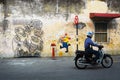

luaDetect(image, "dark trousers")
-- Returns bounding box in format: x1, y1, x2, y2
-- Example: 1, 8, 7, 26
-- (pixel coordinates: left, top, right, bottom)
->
60, 42, 69, 52
85, 48, 100, 62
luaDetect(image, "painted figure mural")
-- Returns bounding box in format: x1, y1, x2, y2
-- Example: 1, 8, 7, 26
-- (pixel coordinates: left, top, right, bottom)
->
60, 33, 71, 53
12, 20, 43, 57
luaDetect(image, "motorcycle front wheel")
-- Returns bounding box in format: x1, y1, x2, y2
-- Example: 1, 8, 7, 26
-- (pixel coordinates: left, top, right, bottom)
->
75, 57, 87, 69
101, 55, 113, 68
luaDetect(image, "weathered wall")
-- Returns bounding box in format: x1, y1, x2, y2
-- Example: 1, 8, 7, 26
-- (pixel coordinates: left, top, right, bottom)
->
105, 18, 120, 55
0, 0, 120, 58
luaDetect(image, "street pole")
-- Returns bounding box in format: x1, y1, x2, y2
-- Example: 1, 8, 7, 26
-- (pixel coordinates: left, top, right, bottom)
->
74, 15, 79, 51
76, 24, 78, 51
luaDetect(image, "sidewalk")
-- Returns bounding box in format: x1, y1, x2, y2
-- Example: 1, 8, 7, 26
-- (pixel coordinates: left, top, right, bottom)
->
0, 55, 120, 62
112, 55, 120, 62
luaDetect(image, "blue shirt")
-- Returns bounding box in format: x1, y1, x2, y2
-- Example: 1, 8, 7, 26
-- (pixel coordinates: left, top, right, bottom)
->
84, 37, 99, 49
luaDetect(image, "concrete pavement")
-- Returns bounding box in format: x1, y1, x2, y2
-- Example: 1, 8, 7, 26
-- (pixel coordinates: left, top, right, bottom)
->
0, 55, 120, 80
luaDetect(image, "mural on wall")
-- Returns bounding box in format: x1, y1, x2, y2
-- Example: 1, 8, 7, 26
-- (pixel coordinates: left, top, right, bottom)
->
59, 33, 71, 53
0, 0, 120, 58
12, 19, 43, 57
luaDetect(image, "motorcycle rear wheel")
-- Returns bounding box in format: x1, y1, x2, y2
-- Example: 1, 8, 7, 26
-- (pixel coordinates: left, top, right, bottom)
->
75, 57, 87, 69
101, 55, 113, 68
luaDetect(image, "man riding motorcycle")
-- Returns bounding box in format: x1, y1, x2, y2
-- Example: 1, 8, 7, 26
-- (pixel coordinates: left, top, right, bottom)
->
74, 31, 113, 69
84, 31, 101, 63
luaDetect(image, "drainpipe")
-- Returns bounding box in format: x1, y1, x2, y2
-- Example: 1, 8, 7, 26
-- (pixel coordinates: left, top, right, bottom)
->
56, 0, 59, 14
3, 0, 8, 33
66, 0, 69, 21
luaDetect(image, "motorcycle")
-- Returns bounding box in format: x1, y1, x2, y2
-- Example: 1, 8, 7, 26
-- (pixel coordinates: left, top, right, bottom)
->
74, 45, 113, 69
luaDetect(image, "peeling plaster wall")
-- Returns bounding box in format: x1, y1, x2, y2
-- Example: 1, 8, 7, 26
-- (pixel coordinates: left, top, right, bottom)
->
0, 0, 120, 58
105, 18, 120, 55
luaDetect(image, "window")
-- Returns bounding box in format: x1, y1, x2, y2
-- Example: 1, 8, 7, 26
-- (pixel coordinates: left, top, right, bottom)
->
95, 22, 107, 42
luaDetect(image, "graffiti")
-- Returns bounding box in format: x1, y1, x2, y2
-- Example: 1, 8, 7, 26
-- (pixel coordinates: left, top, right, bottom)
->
74, 22, 86, 29
59, 33, 71, 53
12, 19, 43, 57
78, 22, 86, 29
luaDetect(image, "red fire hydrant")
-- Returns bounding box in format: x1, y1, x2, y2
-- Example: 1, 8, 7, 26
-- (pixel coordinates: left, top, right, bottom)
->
51, 42, 56, 59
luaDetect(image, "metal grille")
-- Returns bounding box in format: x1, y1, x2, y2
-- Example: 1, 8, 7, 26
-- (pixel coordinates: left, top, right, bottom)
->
95, 22, 107, 42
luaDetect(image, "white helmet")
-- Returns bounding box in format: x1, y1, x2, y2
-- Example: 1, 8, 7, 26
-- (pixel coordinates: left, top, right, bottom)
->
87, 31, 94, 37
